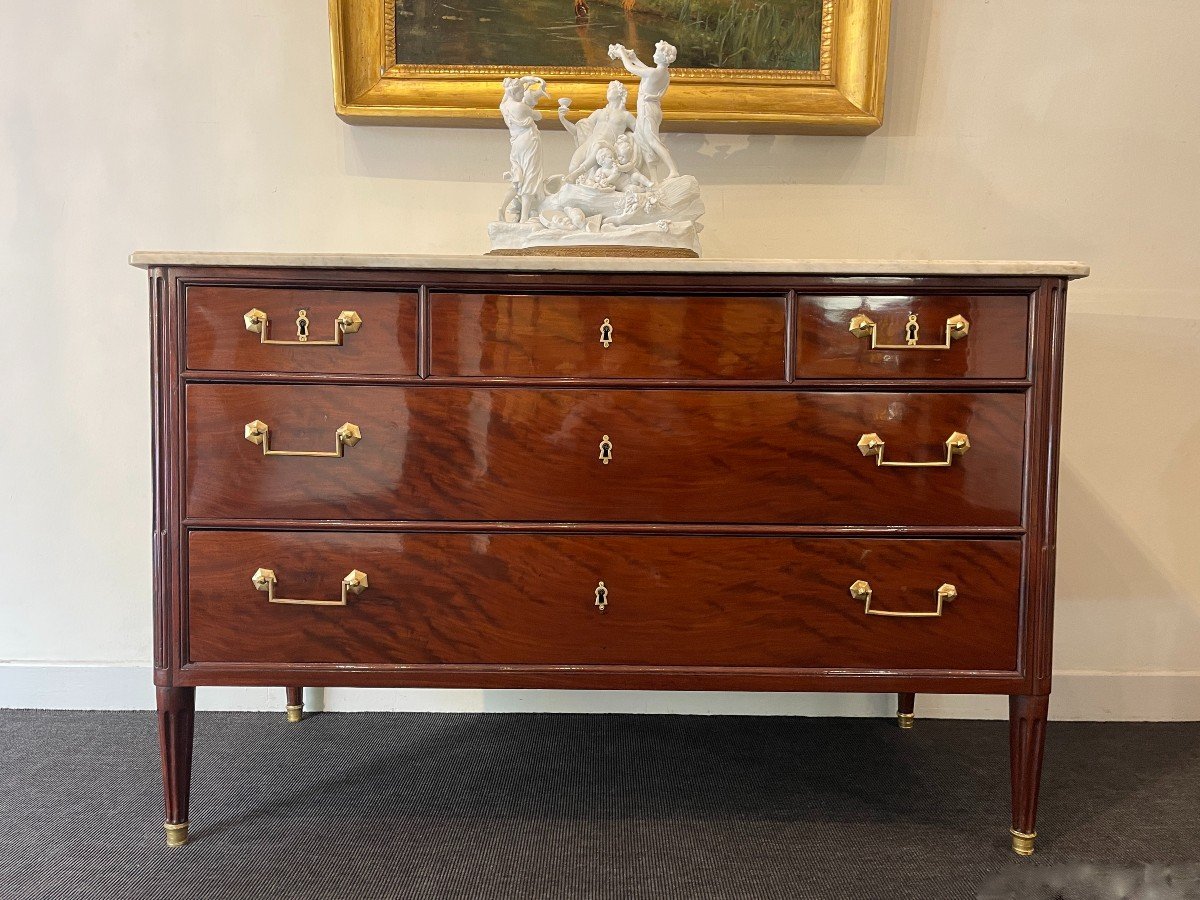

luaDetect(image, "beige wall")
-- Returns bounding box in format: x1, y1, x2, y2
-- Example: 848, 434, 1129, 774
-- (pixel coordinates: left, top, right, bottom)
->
1, 1, 1197, 717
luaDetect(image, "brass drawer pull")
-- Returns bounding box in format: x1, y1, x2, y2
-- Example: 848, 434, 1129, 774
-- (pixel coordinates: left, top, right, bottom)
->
849, 312, 969, 350
594, 581, 609, 612
244, 307, 363, 346
244, 420, 362, 458
850, 580, 957, 618
599, 318, 614, 348
598, 434, 613, 464
857, 431, 969, 467
252, 567, 369, 606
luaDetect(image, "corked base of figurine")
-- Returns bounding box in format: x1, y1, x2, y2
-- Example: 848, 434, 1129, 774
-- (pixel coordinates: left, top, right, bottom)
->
488, 245, 699, 258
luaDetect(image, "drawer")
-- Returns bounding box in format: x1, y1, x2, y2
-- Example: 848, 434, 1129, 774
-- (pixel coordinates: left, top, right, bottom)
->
187, 531, 1021, 671
796, 294, 1030, 379
184, 286, 419, 375
185, 385, 1025, 526
429, 293, 787, 380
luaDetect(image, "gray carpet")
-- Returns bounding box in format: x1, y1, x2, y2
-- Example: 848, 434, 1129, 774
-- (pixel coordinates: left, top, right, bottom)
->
0, 710, 1197, 900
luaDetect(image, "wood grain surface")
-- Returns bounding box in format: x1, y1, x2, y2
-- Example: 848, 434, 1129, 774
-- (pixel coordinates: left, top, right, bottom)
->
187, 530, 1022, 671
184, 385, 1026, 526
430, 292, 787, 380
796, 293, 1030, 379
184, 285, 419, 375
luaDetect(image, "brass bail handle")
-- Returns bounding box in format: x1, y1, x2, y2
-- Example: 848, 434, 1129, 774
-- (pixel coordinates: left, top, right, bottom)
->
244, 420, 362, 458
252, 567, 369, 606
244, 307, 363, 346
849, 312, 969, 350
857, 431, 970, 467
850, 580, 958, 618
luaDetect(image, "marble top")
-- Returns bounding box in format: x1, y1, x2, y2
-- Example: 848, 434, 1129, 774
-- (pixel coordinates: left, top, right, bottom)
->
129, 252, 1089, 278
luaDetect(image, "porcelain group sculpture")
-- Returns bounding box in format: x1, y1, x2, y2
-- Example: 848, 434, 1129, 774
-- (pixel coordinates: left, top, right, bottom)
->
489, 41, 705, 257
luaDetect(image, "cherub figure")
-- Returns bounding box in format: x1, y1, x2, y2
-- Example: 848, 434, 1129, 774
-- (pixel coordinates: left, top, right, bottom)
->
608, 41, 680, 179
613, 133, 653, 190
581, 143, 620, 190
499, 75, 551, 222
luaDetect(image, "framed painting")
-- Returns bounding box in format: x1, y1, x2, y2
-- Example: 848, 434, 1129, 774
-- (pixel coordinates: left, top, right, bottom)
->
329, 0, 890, 133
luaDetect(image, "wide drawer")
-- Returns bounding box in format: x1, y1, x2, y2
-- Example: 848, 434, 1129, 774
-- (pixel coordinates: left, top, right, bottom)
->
185, 385, 1026, 526
185, 285, 419, 375
187, 531, 1021, 671
796, 294, 1030, 379
429, 293, 787, 380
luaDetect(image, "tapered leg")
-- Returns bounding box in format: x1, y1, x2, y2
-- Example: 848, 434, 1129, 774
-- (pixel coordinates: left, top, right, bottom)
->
285, 686, 304, 723
1008, 694, 1049, 856
156, 686, 195, 847
897, 692, 915, 729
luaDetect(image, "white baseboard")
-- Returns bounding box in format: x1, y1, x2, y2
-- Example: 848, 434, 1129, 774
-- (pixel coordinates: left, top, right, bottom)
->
1, 664, 1197, 720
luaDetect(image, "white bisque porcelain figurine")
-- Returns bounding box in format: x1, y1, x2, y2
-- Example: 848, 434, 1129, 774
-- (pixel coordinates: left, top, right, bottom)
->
488, 40, 704, 257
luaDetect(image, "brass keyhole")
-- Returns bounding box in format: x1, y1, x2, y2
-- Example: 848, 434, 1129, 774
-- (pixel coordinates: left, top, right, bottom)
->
598, 435, 613, 464
296, 309, 310, 342
599, 318, 613, 348
594, 581, 608, 612
904, 313, 920, 346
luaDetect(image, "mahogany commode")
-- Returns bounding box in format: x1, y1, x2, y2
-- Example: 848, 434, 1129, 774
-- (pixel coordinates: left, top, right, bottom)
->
136, 252, 1088, 855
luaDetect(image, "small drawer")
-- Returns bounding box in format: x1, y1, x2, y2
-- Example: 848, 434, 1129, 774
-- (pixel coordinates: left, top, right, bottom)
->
187, 530, 1021, 672
184, 385, 1026, 527
429, 293, 787, 380
796, 294, 1030, 379
184, 286, 419, 375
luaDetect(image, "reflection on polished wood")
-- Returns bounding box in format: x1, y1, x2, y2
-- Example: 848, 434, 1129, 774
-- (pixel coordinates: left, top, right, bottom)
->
430, 292, 788, 380
185, 385, 1025, 526
188, 530, 1022, 671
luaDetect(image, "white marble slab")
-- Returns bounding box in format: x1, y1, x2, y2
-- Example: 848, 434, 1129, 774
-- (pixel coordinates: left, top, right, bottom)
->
128, 251, 1089, 278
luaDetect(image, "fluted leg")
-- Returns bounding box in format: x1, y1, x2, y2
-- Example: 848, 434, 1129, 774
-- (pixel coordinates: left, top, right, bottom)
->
897, 692, 915, 729
156, 686, 195, 847
1009, 694, 1049, 856
285, 686, 304, 723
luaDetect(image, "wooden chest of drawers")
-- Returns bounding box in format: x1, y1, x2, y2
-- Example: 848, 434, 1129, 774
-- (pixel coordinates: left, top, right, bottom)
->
137, 253, 1087, 855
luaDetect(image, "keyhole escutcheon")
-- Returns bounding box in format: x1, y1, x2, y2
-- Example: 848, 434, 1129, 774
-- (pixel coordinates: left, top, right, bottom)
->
594, 581, 608, 612
598, 434, 613, 464
296, 309, 310, 342
904, 313, 920, 346
599, 318, 613, 348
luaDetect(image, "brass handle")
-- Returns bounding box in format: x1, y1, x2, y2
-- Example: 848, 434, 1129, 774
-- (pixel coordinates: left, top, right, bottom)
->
598, 434, 613, 464
857, 431, 969, 467
594, 581, 609, 612
599, 318, 614, 348
244, 420, 362, 457
850, 580, 957, 617
252, 567, 369, 606
849, 312, 969, 349
244, 307, 362, 345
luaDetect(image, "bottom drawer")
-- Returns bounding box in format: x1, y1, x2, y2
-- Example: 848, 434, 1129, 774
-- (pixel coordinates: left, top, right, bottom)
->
186, 531, 1022, 672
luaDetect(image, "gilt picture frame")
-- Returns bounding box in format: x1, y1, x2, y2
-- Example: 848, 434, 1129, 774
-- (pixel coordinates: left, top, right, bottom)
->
329, 0, 890, 133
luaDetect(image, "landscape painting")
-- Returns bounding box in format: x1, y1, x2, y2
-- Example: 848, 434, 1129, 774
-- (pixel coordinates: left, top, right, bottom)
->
393, 0, 826, 72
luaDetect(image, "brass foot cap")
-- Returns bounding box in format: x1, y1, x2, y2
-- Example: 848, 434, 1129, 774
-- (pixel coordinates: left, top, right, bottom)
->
897, 712, 915, 729
1010, 829, 1036, 856
286, 704, 303, 723
164, 822, 189, 847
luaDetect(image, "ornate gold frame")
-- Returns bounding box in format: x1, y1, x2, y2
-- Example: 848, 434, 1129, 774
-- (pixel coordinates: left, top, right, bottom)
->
329, 0, 890, 133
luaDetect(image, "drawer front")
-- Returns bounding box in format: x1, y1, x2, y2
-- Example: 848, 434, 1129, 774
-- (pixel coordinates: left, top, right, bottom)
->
187, 531, 1021, 671
185, 286, 419, 375
185, 385, 1025, 526
429, 293, 787, 380
796, 294, 1030, 379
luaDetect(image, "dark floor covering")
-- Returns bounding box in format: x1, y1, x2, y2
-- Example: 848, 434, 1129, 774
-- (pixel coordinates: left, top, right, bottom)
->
0, 710, 1197, 900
